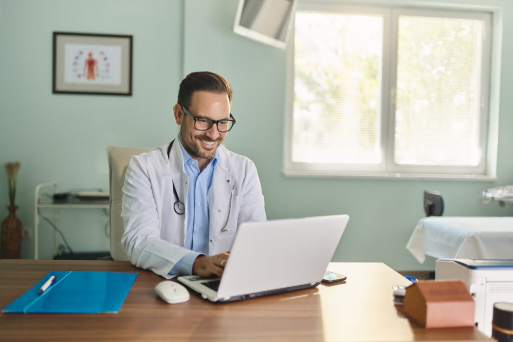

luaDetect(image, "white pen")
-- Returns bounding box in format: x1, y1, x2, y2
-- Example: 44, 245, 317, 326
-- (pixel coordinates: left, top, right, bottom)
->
38, 275, 56, 295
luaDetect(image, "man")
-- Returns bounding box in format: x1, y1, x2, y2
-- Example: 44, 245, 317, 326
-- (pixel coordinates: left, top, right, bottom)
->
121, 71, 266, 279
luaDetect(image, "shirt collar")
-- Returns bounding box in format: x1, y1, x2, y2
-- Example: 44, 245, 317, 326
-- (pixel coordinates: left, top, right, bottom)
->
177, 135, 219, 168
178, 137, 193, 164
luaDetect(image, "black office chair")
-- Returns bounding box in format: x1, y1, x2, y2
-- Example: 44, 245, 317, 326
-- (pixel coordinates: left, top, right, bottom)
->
424, 190, 444, 216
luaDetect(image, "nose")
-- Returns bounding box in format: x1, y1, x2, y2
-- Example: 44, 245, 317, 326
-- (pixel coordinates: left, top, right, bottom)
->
205, 123, 219, 140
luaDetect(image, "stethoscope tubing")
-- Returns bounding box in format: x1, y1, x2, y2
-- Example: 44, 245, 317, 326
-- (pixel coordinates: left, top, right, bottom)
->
172, 181, 185, 215
168, 140, 186, 215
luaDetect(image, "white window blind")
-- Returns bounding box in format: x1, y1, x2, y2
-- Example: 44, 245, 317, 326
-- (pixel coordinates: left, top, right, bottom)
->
394, 15, 485, 167
293, 13, 383, 164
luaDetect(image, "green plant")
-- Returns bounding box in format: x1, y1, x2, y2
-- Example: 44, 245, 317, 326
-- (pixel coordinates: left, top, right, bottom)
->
5, 162, 21, 207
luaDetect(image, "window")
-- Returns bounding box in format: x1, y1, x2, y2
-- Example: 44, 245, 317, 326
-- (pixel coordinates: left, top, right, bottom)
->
284, 4, 495, 179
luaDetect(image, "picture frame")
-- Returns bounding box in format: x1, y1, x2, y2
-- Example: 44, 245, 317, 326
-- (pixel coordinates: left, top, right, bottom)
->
53, 32, 133, 96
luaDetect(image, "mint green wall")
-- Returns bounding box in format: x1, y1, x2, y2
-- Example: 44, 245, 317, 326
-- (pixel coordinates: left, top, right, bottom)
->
0, 0, 183, 259
1, 0, 512, 270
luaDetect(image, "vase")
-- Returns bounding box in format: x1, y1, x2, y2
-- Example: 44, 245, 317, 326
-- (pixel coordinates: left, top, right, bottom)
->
1, 206, 22, 259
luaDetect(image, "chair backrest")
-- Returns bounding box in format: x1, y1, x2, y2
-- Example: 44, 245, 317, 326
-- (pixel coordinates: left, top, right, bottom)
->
107, 146, 153, 260
424, 190, 444, 217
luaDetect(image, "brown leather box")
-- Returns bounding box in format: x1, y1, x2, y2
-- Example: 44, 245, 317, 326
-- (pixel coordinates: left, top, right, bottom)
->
404, 280, 475, 328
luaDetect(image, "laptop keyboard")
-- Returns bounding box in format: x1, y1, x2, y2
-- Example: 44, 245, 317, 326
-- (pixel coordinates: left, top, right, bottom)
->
202, 280, 221, 292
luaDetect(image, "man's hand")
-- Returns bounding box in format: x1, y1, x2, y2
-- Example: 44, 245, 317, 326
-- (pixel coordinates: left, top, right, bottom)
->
192, 252, 230, 278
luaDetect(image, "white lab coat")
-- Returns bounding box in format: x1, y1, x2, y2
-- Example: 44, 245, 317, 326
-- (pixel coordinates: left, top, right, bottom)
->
121, 139, 266, 278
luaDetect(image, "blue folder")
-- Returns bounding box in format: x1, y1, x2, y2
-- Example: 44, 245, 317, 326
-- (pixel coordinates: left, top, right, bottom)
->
2, 271, 137, 314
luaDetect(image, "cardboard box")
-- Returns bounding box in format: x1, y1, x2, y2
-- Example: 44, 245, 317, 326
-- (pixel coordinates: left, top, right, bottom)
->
403, 280, 475, 328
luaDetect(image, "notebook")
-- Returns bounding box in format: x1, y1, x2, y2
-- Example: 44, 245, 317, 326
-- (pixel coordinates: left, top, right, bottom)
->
3, 271, 137, 314
178, 215, 349, 302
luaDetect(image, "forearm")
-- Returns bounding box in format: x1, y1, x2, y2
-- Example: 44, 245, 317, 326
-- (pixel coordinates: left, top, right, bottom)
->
121, 225, 189, 278
169, 251, 204, 276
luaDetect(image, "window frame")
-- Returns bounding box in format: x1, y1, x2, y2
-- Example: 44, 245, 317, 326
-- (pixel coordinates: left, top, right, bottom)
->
283, 2, 497, 180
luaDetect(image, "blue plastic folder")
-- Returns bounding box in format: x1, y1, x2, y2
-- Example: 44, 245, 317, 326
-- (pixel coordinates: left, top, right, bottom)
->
2, 271, 137, 314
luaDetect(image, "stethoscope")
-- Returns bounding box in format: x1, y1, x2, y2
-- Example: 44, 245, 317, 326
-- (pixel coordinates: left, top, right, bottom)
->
167, 140, 185, 215
168, 139, 233, 231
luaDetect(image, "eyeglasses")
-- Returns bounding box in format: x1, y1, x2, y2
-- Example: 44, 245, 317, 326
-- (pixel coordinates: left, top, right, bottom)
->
181, 106, 236, 133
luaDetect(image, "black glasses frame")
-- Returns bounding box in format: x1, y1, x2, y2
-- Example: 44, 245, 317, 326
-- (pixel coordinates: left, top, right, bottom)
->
181, 105, 236, 133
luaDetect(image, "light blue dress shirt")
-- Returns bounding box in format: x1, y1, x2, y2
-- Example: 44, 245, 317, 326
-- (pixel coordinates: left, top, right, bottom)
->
169, 138, 219, 276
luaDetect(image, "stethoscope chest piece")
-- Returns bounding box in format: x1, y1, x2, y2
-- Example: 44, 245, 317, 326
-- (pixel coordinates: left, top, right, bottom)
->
174, 199, 185, 215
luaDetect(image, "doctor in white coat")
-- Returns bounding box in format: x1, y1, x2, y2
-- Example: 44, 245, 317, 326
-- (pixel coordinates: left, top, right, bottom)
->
121, 71, 266, 279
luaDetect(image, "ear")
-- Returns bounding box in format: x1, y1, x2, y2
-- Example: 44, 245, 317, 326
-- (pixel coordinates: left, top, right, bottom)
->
173, 104, 183, 125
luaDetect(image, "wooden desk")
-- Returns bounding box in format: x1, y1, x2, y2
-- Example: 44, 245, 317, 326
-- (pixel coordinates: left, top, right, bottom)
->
0, 260, 491, 342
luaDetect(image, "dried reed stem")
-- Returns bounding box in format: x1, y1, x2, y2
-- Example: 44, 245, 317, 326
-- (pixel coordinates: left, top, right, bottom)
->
5, 162, 21, 207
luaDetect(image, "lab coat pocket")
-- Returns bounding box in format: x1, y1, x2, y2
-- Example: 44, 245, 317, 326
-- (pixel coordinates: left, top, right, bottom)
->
215, 234, 236, 254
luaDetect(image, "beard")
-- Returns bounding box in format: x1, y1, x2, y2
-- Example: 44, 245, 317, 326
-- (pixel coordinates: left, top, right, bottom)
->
180, 125, 223, 160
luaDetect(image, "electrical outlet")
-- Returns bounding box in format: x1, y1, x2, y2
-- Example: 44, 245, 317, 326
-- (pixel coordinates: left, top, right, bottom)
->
22, 229, 31, 239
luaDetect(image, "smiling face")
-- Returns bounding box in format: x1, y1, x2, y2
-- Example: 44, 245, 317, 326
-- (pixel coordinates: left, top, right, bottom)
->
174, 90, 231, 165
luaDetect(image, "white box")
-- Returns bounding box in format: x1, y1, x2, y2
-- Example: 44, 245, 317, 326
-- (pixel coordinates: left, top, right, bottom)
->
435, 259, 513, 337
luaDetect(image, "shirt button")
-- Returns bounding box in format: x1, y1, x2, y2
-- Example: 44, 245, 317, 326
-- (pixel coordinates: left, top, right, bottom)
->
218, 209, 221, 213
197, 202, 201, 206
196, 230, 199, 233
210, 239, 213, 243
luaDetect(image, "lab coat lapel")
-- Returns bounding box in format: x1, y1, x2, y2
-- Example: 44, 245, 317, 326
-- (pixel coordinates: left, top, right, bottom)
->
167, 139, 188, 239
209, 146, 233, 252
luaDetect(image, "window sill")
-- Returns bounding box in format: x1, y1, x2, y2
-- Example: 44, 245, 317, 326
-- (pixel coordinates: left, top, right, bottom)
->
283, 169, 497, 182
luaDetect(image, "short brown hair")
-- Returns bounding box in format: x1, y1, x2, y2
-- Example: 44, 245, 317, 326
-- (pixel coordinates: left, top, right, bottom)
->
177, 71, 233, 109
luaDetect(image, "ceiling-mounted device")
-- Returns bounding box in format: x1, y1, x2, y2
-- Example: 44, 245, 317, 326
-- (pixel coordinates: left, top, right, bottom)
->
233, 0, 297, 49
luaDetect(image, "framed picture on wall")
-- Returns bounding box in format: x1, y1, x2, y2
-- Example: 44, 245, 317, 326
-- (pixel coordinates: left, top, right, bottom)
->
53, 32, 133, 96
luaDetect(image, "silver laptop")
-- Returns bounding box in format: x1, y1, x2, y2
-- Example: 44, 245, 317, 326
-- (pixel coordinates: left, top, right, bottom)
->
178, 215, 349, 303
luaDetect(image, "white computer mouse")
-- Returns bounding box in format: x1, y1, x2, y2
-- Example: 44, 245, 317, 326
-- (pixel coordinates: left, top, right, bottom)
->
155, 281, 190, 304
